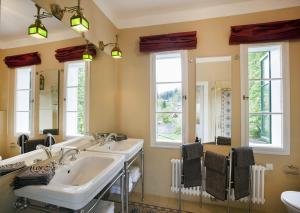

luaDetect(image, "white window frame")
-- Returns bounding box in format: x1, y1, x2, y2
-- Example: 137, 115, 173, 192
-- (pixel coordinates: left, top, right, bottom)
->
240, 42, 290, 155
63, 60, 90, 138
150, 50, 188, 148
14, 66, 35, 136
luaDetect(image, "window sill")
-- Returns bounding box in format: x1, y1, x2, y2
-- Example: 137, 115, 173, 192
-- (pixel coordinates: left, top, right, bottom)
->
250, 145, 290, 155
151, 141, 181, 149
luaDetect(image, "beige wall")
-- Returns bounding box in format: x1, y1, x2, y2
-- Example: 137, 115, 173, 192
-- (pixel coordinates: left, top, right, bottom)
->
117, 7, 300, 212
0, 37, 118, 158
0, 50, 8, 111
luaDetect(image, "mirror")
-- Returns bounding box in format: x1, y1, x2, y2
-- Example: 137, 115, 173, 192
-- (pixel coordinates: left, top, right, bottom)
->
195, 57, 232, 145
0, 0, 85, 167
39, 70, 60, 135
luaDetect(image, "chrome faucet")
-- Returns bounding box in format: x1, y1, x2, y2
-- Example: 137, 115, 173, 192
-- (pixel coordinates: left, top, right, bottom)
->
97, 133, 118, 146
105, 133, 117, 142
59, 147, 80, 165
36, 145, 52, 159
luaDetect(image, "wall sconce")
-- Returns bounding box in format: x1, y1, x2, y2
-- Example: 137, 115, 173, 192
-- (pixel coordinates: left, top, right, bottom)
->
99, 35, 122, 59
50, 0, 89, 33
40, 74, 45, 90
28, 4, 52, 39
82, 40, 93, 62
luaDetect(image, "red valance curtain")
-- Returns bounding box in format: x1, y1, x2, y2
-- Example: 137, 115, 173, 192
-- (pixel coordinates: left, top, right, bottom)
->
229, 18, 300, 45
140, 31, 197, 52
4, 52, 41, 68
55, 44, 97, 62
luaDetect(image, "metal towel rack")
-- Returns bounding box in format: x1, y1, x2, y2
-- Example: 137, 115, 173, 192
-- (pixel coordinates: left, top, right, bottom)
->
178, 147, 253, 213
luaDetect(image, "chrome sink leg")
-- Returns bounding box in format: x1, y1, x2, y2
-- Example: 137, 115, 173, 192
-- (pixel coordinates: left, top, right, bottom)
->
124, 161, 129, 213
141, 148, 144, 202
121, 169, 125, 213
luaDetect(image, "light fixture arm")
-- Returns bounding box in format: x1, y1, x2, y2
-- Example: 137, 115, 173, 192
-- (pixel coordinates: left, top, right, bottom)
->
50, 0, 83, 20
34, 4, 52, 20
98, 35, 119, 51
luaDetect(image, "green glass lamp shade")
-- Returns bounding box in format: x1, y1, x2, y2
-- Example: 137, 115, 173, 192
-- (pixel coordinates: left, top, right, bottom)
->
28, 20, 48, 39
82, 50, 93, 61
111, 47, 122, 59
70, 13, 89, 32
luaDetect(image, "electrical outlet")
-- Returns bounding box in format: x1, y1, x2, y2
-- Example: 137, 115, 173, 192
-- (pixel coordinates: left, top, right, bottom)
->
265, 163, 273, 171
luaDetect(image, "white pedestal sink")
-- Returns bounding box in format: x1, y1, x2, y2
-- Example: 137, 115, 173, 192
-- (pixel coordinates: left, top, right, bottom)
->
87, 138, 144, 161
14, 151, 125, 210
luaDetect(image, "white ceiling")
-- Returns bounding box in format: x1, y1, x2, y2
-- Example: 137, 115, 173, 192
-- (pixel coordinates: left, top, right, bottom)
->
0, 0, 79, 49
94, 0, 300, 29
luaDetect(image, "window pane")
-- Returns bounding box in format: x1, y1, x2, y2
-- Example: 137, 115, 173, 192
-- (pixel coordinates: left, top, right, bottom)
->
67, 63, 85, 87
16, 112, 30, 133
270, 80, 283, 113
261, 53, 270, 79
16, 68, 31, 89
248, 46, 282, 79
249, 114, 282, 147
248, 51, 269, 80
65, 61, 86, 137
270, 47, 282, 78
66, 112, 78, 136
16, 90, 30, 111
249, 80, 282, 113
156, 53, 181, 83
66, 87, 78, 111
156, 83, 182, 112
156, 113, 182, 142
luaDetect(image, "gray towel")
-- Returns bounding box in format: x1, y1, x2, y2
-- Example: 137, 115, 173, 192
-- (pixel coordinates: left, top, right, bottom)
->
217, 136, 231, 146
24, 139, 45, 153
205, 151, 227, 174
0, 161, 26, 176
204, 151, 228, 201
182, 143, 203, 160
233, 147, 255, 167
182, 143, 203, 187
232, 147, 255, 200
13, 163, 55, 189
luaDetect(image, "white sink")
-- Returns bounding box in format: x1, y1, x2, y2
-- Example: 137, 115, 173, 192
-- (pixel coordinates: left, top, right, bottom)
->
87, 138, 144, 161
14, 151, 125, 210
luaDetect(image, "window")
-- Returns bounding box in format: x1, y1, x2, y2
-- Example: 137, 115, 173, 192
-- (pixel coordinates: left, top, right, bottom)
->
241, 42, 290, 155
15, 66, 34, 135
150, 51, 188, 148
64, 61, 89, 137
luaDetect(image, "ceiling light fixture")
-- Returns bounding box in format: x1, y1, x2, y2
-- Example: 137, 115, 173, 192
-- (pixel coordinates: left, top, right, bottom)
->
50, 0, 89, 33
99, 35, 123, 59
28, 5, 52, 39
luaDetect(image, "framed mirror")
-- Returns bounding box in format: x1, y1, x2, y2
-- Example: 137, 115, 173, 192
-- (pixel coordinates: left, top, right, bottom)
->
0, 0, 83, 165
195, 56, 232, 145
38, 70, 60, 135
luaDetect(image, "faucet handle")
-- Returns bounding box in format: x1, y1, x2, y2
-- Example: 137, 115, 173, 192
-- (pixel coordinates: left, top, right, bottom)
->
70, 154, 77, 161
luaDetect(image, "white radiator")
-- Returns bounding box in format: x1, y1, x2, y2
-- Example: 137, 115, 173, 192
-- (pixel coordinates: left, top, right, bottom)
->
170, 159, 266, 204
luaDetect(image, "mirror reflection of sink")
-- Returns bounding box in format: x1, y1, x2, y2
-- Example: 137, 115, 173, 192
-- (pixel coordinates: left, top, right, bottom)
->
14, 151, 125, 210
87, 138, 144, 161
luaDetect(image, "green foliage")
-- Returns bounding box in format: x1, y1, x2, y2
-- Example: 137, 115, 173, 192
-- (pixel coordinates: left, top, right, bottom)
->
156, 87, 182, 141
248, 51, 268, 140
77, 68, 85, 135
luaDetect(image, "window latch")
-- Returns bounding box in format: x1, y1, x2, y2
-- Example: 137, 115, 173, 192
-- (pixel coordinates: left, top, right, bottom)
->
243, 95, 249, 100
182, 95, 187, 100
